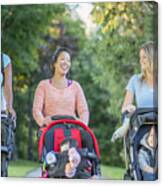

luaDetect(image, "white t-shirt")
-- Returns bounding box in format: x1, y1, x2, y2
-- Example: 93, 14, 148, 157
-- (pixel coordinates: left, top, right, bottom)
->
1, 53, 11, 111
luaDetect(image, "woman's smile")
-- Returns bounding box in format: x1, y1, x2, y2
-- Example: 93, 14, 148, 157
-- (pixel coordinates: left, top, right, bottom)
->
60, 61, 70, 71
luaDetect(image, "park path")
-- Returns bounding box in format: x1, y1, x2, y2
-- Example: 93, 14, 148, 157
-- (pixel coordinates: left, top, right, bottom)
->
25, 167, 108, 179
26, 167, 41, 178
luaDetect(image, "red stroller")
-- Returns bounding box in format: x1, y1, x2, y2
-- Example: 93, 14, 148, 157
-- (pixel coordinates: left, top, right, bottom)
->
38, 115, 101, 179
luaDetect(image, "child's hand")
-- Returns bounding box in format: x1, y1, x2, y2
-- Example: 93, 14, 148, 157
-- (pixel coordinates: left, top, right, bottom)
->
153, 166, 158, 173
65, 162, 76, 178
68, 147, 81, 168
144, 166, 155, 173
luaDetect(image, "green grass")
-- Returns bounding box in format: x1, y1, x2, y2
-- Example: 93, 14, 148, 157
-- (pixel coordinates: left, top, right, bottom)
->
8, 160, 39, 177
8, 160, 125, 179
101, 165, 125, 180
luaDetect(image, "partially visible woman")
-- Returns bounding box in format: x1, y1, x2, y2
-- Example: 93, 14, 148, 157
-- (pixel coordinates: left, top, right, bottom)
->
1, 53, 16, 119
111, 41, 157, 142
32, 47, 89, 127
121, 41, 157, 113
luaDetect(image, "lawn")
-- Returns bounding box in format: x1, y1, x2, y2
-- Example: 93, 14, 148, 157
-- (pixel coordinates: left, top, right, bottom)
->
8, 160, 125, 179
8, 159, 39, 177
101, 165, 125, 180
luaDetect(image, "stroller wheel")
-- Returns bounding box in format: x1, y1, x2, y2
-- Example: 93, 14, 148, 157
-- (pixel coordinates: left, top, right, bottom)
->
124, 174, 132, 180
123, 170, 133, 180
1, 153, 8, 177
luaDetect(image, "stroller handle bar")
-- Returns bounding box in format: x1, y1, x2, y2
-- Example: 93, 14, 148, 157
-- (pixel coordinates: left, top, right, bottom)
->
51, 115, 76, 121
41, 115, 79, 128
122, 107, 157, 123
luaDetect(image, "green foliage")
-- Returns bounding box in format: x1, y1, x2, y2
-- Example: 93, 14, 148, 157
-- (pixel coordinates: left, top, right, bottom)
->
91, 1, 157, 117
71, 46, 119, 165
2, 4, 65, 74
1, 2, 157, 167
88, 1, 157, 165
2, 4, 66, 160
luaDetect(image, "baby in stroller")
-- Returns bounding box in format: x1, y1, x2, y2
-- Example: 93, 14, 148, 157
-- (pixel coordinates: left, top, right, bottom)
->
138, 126, 158, 181
38, 115, 101, 179
111, 108, 158, 181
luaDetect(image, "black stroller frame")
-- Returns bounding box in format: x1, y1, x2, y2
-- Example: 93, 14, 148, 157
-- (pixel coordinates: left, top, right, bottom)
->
123, 108, 158, 180
1, 113, 16, 177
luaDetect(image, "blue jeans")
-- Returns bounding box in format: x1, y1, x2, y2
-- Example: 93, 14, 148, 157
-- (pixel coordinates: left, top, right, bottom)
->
143, 172, 157, 181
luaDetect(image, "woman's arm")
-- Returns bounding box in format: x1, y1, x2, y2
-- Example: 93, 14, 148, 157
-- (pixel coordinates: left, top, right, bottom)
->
4, 63, 16, 118
121, 90, 135, 113
75, 83, 89, 125
32, 81, 46, 127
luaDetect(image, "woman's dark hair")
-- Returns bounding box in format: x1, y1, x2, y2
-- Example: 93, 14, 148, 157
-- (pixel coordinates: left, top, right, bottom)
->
51, 47, 72, 75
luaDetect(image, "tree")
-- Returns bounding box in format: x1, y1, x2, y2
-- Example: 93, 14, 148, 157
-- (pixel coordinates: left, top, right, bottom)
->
89, 1, 157, 166
1, 4, 66, 159
1, 2, 157, 167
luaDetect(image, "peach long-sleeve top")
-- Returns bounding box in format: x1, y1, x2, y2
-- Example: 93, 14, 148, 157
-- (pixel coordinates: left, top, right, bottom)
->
32, 79, 89, 126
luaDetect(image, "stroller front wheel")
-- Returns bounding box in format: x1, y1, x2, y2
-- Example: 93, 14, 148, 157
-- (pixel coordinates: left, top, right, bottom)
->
1, 153, 8, 177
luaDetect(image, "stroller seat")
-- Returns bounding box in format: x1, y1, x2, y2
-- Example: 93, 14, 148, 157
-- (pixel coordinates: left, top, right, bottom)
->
38, 116, 101, 178
123, 108, 158, 181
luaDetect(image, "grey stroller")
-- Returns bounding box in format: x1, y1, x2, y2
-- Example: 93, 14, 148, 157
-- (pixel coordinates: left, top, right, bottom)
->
123, 108, 158, 180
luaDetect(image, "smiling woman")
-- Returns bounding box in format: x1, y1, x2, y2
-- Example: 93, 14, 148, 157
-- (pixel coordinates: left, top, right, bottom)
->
51, 47, 71, 78
32, 47, 90, 127
121, 41, 157, 112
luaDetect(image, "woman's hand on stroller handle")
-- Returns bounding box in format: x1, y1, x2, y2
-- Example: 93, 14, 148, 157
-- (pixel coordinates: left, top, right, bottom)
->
7, 107, 16, 120
42, 116, 53, 127
122, 104, 136, 114
40, 115, 87, 129
1, 112, 17, 131
74, 116, 87, 125
51, 115, 76, 121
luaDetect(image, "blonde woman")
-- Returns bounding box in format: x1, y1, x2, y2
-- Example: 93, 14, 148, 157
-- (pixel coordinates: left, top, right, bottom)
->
122, 41, 157, 113
111, 41, 158, 142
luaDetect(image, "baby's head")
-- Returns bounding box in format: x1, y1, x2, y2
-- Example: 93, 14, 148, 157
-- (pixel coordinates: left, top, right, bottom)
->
146, 126, 157, 148
60, 138, 78, 152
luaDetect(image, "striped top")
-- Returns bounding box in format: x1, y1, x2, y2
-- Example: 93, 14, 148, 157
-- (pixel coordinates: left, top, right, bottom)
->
32, 79, 89, 126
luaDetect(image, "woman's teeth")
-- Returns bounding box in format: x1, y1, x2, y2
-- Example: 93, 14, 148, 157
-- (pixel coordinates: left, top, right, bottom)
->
61, 65, 68, 71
